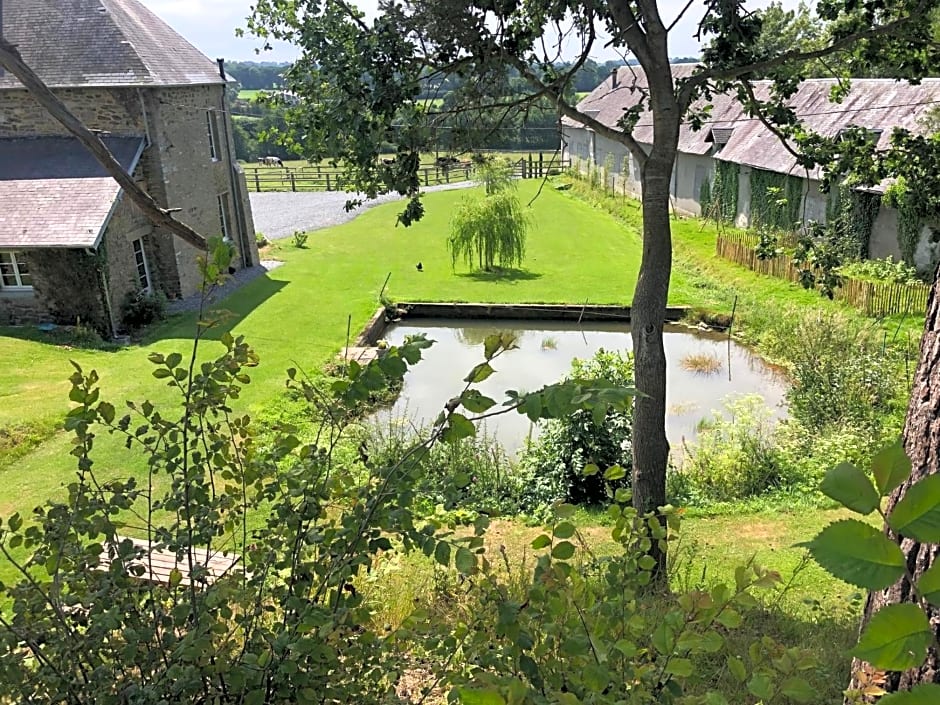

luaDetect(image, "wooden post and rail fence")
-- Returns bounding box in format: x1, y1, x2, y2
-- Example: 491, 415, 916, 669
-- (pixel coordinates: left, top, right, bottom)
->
242, 153, 570, 193
715, 231, 930, 317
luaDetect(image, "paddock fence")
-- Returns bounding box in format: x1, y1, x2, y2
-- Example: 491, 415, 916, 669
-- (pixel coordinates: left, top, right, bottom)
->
242, 154, 570, 193
716, 231, 930, 317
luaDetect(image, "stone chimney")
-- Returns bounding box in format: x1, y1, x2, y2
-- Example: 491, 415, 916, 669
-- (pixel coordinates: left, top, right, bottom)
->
610, 67, 618, 88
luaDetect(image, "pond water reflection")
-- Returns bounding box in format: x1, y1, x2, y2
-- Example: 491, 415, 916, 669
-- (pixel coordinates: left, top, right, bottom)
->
378, 319, 787, 454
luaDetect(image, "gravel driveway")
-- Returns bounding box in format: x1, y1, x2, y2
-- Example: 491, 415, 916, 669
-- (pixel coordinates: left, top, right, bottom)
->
249, 182, 474, 240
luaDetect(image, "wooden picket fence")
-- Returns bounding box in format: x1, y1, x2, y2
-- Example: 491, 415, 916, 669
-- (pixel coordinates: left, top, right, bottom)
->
243, 154, 570, 193
716, 231, 930, 317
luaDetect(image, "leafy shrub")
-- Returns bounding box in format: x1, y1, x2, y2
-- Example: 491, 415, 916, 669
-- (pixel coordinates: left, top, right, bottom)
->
757, 309, 907, 433
119, 289, 167, 330
433, 503, 820, 705
774, 419, 897, 494
255, 231, 270, 247
518, 349, 634, 507
291, 230, 309, 248
840, 256, 921, 284
678, 395, 791, 502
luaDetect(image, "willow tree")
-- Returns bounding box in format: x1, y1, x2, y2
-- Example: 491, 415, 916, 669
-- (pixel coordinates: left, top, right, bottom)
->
448, 160, 528, 272
247, 0, 940, 533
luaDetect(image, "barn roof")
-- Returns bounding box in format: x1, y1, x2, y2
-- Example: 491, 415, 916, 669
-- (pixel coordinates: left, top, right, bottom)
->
0, 0, 226, 89
0, 135, 145, 248
564, 65, 940, 180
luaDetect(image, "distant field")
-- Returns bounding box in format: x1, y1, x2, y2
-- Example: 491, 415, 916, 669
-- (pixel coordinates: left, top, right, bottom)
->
237, 150, 566, 171
237, 89, 265, 101
575, 91, 591, 101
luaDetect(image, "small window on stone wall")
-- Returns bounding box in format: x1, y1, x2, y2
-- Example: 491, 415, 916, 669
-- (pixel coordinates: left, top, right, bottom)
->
0, 251, 32, 290
217, 193, 231, 241
132, 239, 152, 292
206, 110, 220, 161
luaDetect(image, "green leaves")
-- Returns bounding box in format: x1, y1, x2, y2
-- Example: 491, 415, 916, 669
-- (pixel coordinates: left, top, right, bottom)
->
456, 688, 505, 705
872, 440, 912, 496
455, 547, 477, 575
820, 462, 879, 515
888, 475, 940, 542
878, 684, 940, 704
442, 413, 476, 443
801, 519, 905, 590
551, 541, 576, 560
464, 362, 495, 384
916, 561, 940, 606
851, 604, 933, 671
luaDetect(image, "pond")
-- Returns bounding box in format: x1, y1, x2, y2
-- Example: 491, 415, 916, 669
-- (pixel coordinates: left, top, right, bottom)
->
378, 318, 787, 454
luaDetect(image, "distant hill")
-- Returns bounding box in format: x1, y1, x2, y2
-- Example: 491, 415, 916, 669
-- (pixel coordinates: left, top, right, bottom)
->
226, 61, 290, 90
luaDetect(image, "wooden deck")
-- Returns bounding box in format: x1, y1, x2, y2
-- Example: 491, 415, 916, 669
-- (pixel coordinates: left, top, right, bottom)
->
338, 346, 381, 365
98, 536, 242, 587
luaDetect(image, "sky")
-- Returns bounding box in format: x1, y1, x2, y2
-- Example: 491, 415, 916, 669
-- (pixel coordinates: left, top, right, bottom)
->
141, 0, 799, 65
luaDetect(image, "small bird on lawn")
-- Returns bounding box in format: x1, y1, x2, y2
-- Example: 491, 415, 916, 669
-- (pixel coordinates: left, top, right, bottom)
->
415, 262, 423, 272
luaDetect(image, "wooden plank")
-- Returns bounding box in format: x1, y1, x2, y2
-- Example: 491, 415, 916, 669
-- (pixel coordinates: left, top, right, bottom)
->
98, 536, 241, 588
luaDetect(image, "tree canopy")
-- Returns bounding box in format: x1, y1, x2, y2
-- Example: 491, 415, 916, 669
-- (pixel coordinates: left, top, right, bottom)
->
247, 0, 940, 589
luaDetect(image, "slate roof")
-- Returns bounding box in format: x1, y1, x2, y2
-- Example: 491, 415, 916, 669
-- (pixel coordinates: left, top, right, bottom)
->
564, 65, 940, 181
0, 0, 226, 89
0, 136, 145, 248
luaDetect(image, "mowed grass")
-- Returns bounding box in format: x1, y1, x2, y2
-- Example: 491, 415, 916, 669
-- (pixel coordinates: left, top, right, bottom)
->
0, 177, 889, 662
0, 182, 641, 516
236, 89, 265, 101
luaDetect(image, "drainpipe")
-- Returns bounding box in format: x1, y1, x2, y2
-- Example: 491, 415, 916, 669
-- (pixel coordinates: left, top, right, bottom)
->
217, 58, 253, 268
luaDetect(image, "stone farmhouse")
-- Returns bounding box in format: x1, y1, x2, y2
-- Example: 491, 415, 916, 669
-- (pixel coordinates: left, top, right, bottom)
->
562, 64, 940, 273
0, 0, 259, 335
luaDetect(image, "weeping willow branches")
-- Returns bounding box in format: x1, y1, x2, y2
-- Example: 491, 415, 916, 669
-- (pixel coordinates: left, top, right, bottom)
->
448, 161, 529, 272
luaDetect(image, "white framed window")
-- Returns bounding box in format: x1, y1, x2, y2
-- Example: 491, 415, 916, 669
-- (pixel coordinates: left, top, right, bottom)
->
217, 193, 231, 241
132, 238, 152, 292
0, 251, 32, 290
206, 110, 220, 161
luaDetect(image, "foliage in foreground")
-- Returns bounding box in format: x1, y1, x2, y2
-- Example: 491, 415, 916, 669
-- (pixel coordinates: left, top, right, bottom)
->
0, 307, 832, 704
806, 441, 940, 704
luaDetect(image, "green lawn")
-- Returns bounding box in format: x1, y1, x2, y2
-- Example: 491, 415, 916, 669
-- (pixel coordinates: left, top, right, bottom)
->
0, 176, 916, 651
0, 182, 643, 514
236, 89, 264, 101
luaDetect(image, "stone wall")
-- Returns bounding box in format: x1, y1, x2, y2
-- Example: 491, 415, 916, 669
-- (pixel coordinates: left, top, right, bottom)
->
1, 82, 260, 316
0, 87, 144, 137
147, 85, 260, 295
100, 191, 162, 333
20, 249, 110, 334
0, 288, 48, 326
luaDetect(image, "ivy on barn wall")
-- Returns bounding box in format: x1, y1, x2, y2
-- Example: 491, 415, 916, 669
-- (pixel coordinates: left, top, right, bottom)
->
749, 168, 803, 232
699, 177, 712, 214
884, 177, 927, 269
29, 247, 111, 336
838, 184, 881, 260
710, 161, 739, 223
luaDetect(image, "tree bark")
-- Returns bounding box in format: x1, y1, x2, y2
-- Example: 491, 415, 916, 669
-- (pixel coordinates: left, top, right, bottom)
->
846, 274, 940, 702
630, 58, 682, 569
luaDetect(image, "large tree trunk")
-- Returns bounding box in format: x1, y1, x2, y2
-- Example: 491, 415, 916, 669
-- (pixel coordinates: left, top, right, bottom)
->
630, 60, 682, 558
846, 276, 940, 702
